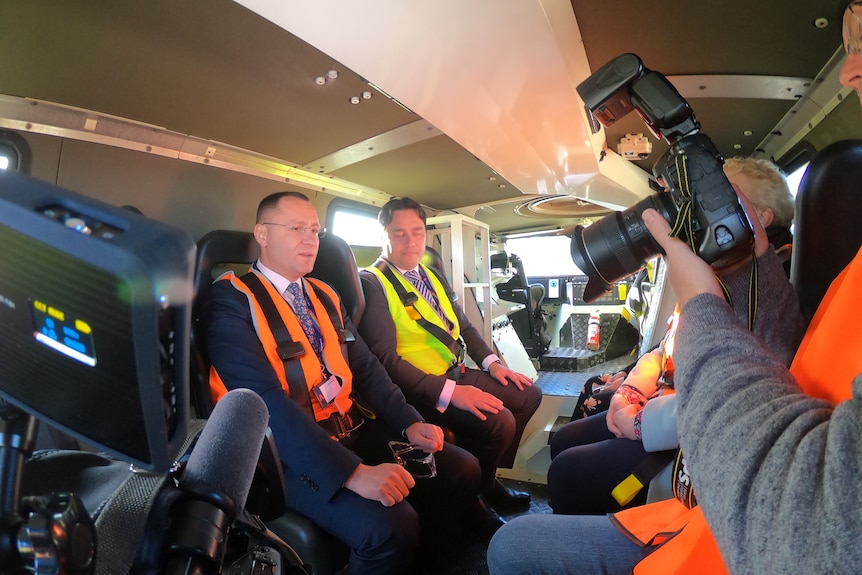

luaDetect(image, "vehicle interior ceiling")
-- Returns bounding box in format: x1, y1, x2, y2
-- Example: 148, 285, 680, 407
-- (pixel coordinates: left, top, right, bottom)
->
1, 1, 860, 337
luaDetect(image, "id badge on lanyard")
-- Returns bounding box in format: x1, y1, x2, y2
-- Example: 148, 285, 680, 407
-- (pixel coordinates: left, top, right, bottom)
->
313, 370, 343, 407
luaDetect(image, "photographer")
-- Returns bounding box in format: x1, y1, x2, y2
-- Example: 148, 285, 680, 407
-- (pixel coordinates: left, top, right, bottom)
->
545, 158, 801, 516
488, 9, 862, 571
488, 176, 803, 574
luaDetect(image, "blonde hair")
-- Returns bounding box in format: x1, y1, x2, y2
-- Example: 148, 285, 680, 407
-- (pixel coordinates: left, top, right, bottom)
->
723, 157, 795, 227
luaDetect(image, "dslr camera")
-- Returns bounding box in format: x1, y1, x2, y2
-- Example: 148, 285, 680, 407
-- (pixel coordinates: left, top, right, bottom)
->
571, 53, 753, 302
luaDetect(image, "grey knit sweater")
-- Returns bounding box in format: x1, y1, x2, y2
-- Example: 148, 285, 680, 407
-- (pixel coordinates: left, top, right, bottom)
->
674, 249, 862, 574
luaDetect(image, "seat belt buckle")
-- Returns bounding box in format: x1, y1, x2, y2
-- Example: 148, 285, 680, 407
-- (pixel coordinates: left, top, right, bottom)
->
611, 474, 644, 506
445, 363, 463, 381
332, 413, 347, 439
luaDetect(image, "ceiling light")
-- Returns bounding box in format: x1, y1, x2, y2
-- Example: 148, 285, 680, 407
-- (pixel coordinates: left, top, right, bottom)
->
314, 76, 326, 86
327, 70, 339, 79
349, 96, 360, 105
361, 91, 373, 100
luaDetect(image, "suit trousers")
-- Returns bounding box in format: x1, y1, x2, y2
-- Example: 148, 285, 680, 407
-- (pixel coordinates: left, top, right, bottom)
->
284, 418, 481, 575
417, 367, 542, 493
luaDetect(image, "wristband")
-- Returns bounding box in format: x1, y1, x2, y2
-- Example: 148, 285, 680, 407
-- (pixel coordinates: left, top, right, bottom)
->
617, 384, 647, 408
633, 409, 644, 441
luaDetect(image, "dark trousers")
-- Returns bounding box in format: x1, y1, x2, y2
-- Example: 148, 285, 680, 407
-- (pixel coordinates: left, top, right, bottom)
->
547, 411, 675, 515
417, 368, 542, 493
284, 418, 480, 575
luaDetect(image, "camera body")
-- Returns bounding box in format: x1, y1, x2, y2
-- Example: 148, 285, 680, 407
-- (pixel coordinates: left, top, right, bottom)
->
572, 53, 753, 302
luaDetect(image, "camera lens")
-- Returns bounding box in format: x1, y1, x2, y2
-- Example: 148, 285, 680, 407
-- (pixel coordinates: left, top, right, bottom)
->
570, 192, 677, 302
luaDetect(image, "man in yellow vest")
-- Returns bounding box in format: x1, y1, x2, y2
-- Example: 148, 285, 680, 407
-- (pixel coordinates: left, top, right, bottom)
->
358, 197, 542, 517
489, 9, 862, 571
199, 191, 482, 575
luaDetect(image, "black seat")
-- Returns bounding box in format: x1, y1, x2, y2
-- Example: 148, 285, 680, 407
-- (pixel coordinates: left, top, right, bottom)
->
494, 252, 549, 357
191, 229, 350, 575
791, 140, 862, 323
310, 233, 366, 324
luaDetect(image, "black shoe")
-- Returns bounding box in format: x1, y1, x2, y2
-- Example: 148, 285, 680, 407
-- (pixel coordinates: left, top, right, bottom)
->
483, 478, 531, 513
465, 496, 506, 536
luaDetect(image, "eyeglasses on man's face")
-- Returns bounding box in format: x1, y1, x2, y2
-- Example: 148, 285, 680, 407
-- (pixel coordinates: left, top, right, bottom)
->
844, 2, 862, 54
261, 222, 327, 239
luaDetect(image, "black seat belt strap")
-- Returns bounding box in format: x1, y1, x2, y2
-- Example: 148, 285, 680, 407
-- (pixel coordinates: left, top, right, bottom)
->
372, 259, 463, 359
305, 279, 355, 367
238, 273, 313, 416
305, 280, 356, 344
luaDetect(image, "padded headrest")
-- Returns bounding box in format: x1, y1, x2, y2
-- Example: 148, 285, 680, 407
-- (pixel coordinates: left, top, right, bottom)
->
791, 140, 862, 322
309, 234, 365, 324
490, 252, 510, 271
194, 230, 259, 295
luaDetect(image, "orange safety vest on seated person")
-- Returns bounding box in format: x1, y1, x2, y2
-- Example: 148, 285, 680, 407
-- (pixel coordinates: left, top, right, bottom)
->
208, 270, 354, 423
612, 246, 862, 575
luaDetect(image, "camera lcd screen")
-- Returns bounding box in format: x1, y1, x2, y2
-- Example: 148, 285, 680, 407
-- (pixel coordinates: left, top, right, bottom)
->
31, 299, 97, 367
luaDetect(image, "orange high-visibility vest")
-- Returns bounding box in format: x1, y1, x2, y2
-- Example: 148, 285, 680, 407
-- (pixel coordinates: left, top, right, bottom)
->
613, 246, 862, 574
209, 270, 354, 422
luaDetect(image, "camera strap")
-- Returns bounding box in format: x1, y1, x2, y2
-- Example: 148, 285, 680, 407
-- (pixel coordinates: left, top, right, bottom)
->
668, 154, 697, 251
715, 248, 759, 331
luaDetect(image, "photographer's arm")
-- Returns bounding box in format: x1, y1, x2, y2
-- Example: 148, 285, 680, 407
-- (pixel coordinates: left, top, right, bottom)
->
644, 209, 862, 574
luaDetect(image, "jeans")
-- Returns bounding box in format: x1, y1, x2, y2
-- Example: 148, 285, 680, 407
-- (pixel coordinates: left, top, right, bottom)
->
487, 514, 654, 575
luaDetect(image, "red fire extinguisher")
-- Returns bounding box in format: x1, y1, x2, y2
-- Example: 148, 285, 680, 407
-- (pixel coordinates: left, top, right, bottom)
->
586, 309, 601, 351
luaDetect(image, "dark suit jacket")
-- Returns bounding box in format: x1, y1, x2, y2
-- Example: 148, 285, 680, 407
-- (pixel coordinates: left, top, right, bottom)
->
358, 267, 495, 409
199, 276, 422, 504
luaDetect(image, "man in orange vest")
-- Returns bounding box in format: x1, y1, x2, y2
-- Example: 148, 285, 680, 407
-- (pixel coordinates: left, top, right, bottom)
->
488, 6, 862, 572
199, 191, 481, 575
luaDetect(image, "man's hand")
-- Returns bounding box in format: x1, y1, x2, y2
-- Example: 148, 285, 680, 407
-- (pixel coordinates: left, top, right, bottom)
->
344, 463, 415, 506
642, 183, 768, 309
488, 361, 534, 391
611, 404, 641, 440
451, 385, 504, 420
404, 421, 444, 452
642, 209, 724, 310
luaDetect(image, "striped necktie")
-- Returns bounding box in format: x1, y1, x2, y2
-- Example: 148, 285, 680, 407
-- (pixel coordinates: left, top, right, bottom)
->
286, 282, 321, 354
405, 269, 442, 316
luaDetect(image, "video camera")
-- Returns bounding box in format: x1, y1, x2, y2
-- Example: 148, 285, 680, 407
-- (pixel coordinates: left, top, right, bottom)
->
571, 53, 753, 302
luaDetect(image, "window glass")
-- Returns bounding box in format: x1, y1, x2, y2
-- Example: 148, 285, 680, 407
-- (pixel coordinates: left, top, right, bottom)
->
504, 235, 583, 276
330, 208, 383, 247
785, 162, 809, 198
0, 144, 16, 171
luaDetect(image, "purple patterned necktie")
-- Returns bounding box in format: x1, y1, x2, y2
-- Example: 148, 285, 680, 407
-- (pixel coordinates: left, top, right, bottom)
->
286, 282, 320, 353
405, 269, 442, 315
